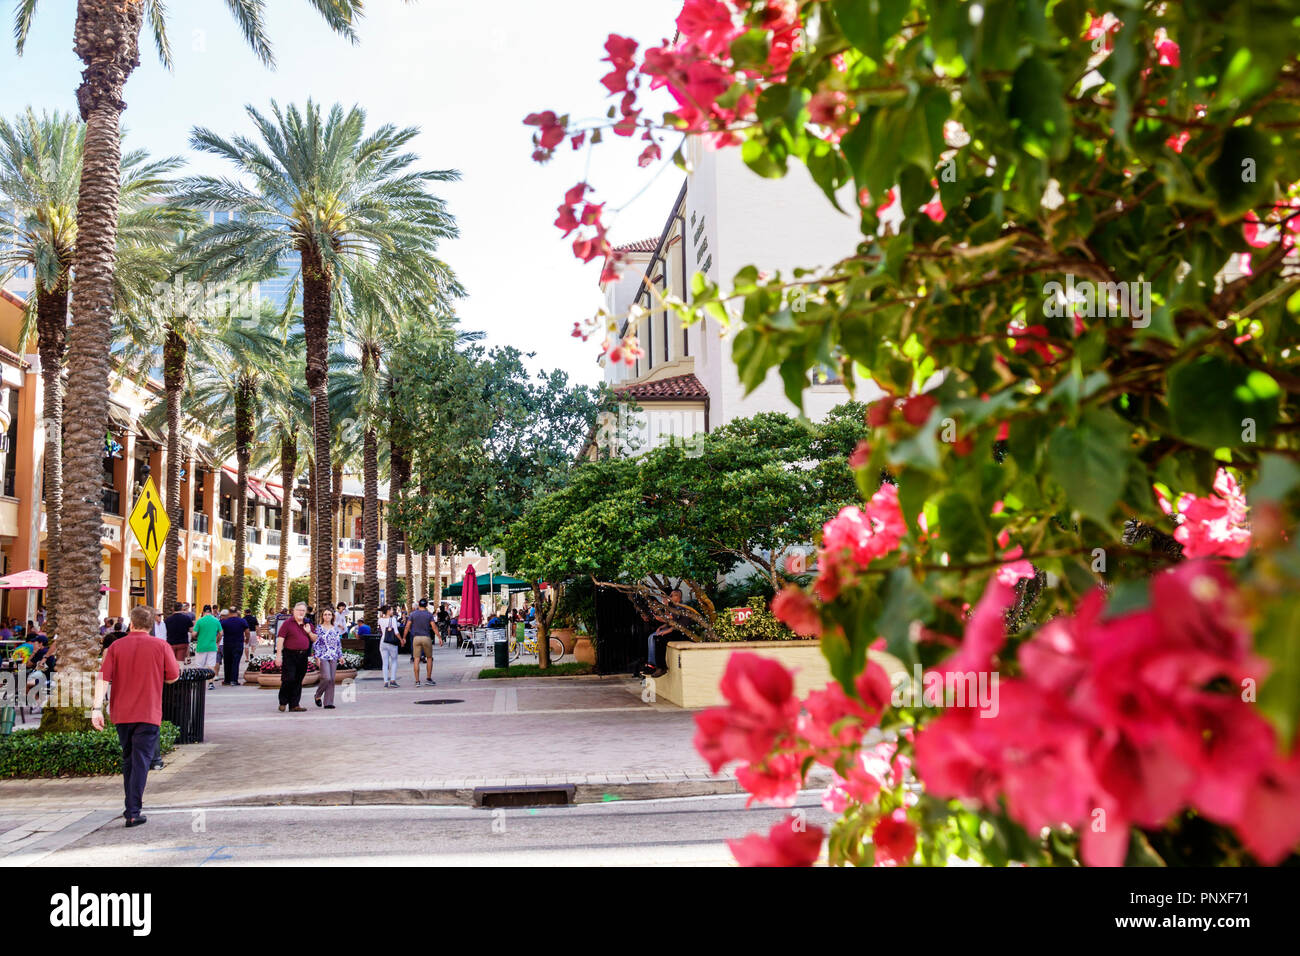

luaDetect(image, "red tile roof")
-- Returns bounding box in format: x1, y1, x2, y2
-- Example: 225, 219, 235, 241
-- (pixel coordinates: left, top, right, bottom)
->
613, 237, 661, 254
614, 372, 709, 401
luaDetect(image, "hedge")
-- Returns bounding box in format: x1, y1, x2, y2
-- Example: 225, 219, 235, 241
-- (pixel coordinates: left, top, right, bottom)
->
0, 721, 179, 779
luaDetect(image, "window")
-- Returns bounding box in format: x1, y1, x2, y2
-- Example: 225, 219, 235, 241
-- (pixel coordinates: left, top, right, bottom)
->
193, 472, 205, 510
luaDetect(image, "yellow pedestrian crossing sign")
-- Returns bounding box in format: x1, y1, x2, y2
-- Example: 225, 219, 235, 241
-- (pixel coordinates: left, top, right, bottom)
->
128, 475, 169, 570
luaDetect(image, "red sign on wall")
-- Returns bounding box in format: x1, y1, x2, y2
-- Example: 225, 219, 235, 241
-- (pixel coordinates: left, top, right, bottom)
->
731, 606, 754, 626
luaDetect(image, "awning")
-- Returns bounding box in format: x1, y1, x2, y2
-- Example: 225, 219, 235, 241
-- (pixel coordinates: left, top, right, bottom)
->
444, 574, 533, 596
263, 480, 303, 512
107, 403, 136, 437
222, 467, 278, 506
193, 443, 220, 468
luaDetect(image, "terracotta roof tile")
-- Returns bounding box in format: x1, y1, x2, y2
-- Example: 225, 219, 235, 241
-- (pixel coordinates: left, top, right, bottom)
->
613, 237, 661, 254
614, 372, 708, 401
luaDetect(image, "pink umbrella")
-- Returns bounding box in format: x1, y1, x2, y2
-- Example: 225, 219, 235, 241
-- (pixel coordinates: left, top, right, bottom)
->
457, 566, 482, 628
0, 569, 47, 589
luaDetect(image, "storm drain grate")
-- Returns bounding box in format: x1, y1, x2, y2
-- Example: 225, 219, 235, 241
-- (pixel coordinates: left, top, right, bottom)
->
414, 698, 464, 705
475, 785, 576, 808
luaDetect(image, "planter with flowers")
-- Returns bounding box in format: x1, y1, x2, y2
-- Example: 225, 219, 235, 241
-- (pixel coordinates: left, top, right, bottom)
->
256, 661, 282, 688
335, 651, 362, 683
244, 655, 271, 685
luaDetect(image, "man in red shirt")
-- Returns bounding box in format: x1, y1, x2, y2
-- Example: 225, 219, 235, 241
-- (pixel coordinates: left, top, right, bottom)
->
92, 605, 180, 827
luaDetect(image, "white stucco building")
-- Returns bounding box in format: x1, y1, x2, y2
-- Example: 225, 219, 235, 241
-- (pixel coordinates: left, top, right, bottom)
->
589, 135, 878, 457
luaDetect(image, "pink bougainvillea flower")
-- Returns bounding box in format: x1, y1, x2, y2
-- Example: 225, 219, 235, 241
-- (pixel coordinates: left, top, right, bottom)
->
1008, 321, 1061, 363
900, 394, 937, 426
848, 439, 871, 469
1083, 11, 1122, 52
637, 142, 662, 167
871, 809, 918, 866
771, 586, 822, 637
694, 652, 799, 772
736, 751, 803, 807
729, 815, 824, 867
920, 194, 946, 223
1155, 467, 1251, 559
934, 571, 1019, 677
676, 0, 740, 58
1153, 27, 1180, 67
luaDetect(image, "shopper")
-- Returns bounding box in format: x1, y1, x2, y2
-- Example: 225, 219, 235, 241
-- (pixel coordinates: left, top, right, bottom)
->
219, 608, 247, 686
274, 602, 314, 712
403, 598, 436, 687
92, 605, 180, 828
193, 605, 222, 689
312, 607, 343, 709
377, 604, 403, 687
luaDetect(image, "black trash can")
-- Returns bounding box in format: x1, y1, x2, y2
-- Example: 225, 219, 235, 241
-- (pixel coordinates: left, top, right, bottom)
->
362, 635, 382, 670
162, 667, 213, 744
493, 636, 510, 669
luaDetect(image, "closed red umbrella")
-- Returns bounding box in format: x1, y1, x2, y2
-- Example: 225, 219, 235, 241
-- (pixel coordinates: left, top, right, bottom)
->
457, 566, 482, 628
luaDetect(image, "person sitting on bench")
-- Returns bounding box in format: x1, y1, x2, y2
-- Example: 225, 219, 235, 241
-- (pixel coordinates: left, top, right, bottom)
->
642, 589, 684, 679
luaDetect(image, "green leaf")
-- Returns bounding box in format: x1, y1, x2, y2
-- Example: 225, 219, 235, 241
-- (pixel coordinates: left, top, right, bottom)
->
877, 568, 927, 668
834, 0, 909, 60
1008, 56, 1069, 161
1257, 594, 1300, 749
1204, 126, 1276, 222
1047, 410, 1132, 524
937, 489, 987, 559
1166, 355, 1279, 450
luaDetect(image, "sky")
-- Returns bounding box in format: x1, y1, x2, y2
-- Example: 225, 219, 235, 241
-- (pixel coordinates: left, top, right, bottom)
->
0, 0, 688, 387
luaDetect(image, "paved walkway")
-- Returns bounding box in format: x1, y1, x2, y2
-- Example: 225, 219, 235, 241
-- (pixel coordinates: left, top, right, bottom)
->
1, 644, 809, 815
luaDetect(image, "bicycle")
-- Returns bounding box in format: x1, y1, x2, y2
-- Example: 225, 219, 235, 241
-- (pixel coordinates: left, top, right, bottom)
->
509, 630, 566, 664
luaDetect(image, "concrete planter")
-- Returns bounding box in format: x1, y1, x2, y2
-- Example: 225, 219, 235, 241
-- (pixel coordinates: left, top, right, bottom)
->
243, 670, 260, 685
334, 668, 357, 684
649, 640, 906, 709
257, 672, 281, 689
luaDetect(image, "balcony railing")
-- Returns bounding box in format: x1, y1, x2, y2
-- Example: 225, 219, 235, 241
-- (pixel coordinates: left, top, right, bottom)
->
297, 534, 310, 548
246, 526, 261, 545
102, 488, 121, 515
266, 530, 281, 548
221, 520, 235, 540
339, 537, 363, 552
192, 513, 210, 534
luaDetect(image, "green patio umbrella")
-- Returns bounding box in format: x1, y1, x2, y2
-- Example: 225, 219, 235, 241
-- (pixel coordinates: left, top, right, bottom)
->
444, 573, 532, 596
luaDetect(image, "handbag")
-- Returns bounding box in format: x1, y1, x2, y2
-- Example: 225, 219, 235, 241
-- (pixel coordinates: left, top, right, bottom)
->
383, 620, 400, 646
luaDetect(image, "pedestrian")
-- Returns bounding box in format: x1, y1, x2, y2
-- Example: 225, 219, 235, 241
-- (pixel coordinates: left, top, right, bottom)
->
312, 607, 343, 709
193, 605, 222, 689
164, 602, 192, 664
242, 607, 260, 662
377, 604, 404, 687
219, 608, 248, 686
403, 598, 436, 687
152, 611, 167, 641
274, 602, 314, 713
91, 605, 180, 828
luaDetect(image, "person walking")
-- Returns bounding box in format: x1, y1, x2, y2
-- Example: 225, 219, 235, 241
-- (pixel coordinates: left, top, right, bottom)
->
312, 607, 344, 709
403, 598, 436, 687
163, 602, 192, 664
91, 605, 180, 828
152, 611, 168, 641
274, 602, 314, 713
219, 608, 248, 686
193, 606, 222, 690
242, 607, 260, 662
377, 604, 404, 688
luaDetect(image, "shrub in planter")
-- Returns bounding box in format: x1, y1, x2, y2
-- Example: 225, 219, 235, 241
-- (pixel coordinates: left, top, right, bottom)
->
712, 597, 802, 643
338, 651, 363, 671
0, 721, 179, 779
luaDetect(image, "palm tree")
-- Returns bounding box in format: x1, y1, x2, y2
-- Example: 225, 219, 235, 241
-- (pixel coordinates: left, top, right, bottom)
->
255, 359, 310, 614
10, 3, 364, 726
156, 309, 288, 612
0, 109, 185, 650
179, 99, 461, 610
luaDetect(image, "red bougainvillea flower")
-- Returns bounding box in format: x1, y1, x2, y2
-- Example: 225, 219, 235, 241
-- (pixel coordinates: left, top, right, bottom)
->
798, 662, 892, 752
900, 394, 937, 426
1165, 128, 1191, 153
1154, 467, 1252, 559
736, 751, 804, 807
729, 815, 824, 867
820, 483, 908, 570
808, 90, 853, 142
601, 33, 639, 94
524, 110, 566, 160
676, 0, 740, 58
1008, 321, 1061, 363
1243, 210, 1276, 248
694, 652, 800, 773
1083, 11, 1122, 52
771, 586, 821, 637
871, 809, 918, 866
848, 439, 871, 470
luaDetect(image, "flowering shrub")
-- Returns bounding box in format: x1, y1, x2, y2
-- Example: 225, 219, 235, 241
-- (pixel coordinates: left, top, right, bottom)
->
338, 651, 363, 670
712, 597, 803, 642
245, 655, 272, 674
538, 2, 1300, 866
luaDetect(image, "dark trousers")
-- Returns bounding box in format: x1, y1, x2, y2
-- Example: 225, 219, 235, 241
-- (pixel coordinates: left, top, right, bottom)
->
116, 722, 160, 819
222, 641, 242, 684
279, 649, 309, 707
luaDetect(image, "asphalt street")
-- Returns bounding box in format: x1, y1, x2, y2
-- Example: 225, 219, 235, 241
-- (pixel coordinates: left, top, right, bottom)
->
10, 792, 832, 867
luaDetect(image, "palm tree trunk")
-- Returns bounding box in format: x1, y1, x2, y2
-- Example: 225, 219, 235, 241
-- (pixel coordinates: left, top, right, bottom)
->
276, 432, 296, 612
331, 460, 343, 603
305, 486, 315, 610
362, 424, 379, 630
35, 279, 68, 641
389, 438, 410, 606
232, 379, 254, 611
162, 327, 185, 613
302, 249, 333, 609
46, 1, 144, 733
